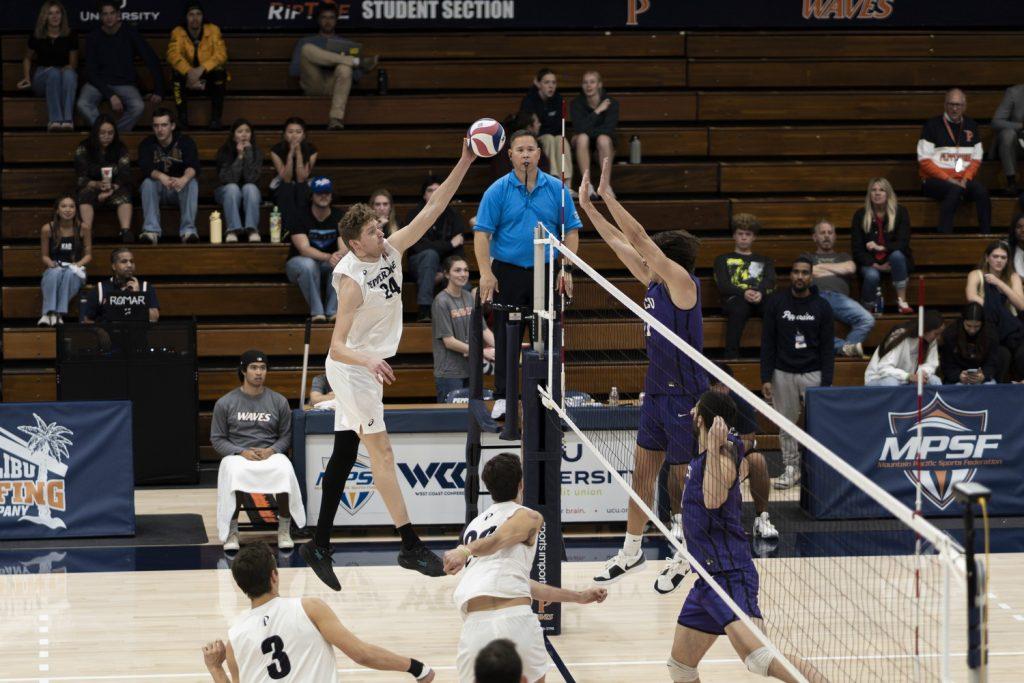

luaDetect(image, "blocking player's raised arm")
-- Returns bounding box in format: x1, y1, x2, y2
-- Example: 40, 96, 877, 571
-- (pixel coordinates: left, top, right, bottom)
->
388, 140, 477, 254
577, 168, 649, 285
703, 417, 737, 510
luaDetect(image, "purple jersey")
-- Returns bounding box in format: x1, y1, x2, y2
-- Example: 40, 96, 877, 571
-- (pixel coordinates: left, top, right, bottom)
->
683, 433, 753, 574
643, 277, 707, 396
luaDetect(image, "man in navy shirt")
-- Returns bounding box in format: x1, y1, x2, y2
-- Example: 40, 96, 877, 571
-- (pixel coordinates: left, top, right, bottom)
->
473, 128, 581, 419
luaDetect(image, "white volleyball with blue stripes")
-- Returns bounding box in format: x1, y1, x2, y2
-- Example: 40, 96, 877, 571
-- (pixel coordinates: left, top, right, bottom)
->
467, 118, 506, 158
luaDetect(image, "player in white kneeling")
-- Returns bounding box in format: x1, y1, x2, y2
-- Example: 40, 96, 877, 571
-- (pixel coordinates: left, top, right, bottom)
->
202, 542, 435, 683
443, 453, 607, 683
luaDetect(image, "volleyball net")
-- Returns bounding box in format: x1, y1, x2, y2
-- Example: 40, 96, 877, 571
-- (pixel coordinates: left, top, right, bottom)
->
525, 223, 979, 682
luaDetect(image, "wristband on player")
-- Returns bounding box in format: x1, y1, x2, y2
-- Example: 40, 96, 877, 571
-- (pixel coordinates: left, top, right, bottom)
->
408, 659, 431, 679
458, 544, 472, 559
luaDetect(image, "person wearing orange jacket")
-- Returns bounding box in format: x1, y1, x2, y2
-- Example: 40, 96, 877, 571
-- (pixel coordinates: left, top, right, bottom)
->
167, 1, 228, 130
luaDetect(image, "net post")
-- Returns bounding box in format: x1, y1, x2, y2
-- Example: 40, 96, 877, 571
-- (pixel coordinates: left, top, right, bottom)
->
501, 311, 523, 441
955, 482, 990, 682
464, 294, 486, 524
521, 346, 563, 636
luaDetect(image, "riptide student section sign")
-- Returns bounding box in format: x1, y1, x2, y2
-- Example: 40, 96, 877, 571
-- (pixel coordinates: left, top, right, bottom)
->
804, 385, 1024, 520
292, 409, 632, 526
0, 401, 135, 540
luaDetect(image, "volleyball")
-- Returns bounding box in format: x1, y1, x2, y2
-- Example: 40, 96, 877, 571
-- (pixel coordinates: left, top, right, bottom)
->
467, 118, 506, 157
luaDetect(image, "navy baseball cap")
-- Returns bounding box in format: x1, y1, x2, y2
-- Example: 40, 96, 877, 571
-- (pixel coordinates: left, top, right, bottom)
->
310, 176, 333, 194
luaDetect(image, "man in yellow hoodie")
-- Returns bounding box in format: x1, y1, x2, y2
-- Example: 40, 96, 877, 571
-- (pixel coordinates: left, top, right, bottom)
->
167, 1, 228, 130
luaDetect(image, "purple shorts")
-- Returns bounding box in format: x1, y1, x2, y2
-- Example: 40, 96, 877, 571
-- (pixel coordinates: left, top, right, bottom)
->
636, 394, 697, 464
677, 566, 762, 636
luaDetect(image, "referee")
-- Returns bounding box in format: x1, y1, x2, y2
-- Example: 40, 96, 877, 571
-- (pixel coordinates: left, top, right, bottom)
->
473, 128, 581, 419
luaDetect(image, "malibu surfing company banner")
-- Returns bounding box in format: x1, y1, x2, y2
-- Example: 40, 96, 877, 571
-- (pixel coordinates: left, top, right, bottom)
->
804, 385, 1024, 519
7, 1, 1024, 31
0, 401, 135, 540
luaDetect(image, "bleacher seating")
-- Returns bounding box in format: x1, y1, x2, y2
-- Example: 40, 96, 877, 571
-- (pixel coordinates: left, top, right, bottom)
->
3, 28, 1020, 445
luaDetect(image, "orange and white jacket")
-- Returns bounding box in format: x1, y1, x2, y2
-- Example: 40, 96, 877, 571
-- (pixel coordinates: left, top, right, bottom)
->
917, 114, 983, 182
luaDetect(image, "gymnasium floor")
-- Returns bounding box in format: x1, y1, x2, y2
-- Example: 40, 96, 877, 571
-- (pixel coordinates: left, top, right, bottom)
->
3, 488, 1023, 682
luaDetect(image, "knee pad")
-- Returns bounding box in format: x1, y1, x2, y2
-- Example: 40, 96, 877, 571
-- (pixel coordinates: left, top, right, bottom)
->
744, 647, 774, 677
666, 656, 699, 682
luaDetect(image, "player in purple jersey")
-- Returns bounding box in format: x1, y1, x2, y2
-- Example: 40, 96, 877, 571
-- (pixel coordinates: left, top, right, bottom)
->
669, 390, 825, 683
576, 161, 707, 593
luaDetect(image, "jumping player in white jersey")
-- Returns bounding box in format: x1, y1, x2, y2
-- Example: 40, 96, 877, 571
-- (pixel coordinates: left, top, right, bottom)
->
442, 453, 607, 683
301, 141, 476, 589
202, 542, 435, 683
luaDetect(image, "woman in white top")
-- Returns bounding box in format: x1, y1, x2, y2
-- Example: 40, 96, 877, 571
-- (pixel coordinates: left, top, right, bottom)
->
864, 309, 945, 386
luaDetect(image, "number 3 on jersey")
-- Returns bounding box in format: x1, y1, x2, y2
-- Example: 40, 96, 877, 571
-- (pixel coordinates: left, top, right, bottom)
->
261, 636, 291, 679
378, 277, 401, 299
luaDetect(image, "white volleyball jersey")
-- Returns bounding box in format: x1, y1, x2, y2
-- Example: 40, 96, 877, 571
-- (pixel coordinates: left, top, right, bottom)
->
228, 597, 338, 683
331, 239, 403, 359
452, 501, 537, 614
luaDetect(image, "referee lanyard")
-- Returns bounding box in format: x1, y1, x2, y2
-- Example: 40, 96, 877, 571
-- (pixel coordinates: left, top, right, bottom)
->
943, 116, 966, 174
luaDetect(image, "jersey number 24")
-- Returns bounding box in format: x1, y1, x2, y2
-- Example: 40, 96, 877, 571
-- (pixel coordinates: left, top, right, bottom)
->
378, 277, 401, 300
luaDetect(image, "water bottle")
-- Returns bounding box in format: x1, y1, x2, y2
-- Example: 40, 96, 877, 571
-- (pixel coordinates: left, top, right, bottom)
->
209, 209, 222, 244
629, 135, 641, 164
377, 68, 388, 96
608, 386, 620, 407
269, 206, 282, 244
875, 292, 884, 317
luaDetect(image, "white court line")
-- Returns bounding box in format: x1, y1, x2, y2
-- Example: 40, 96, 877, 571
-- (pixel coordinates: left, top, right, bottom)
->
4, 653, 1024, 682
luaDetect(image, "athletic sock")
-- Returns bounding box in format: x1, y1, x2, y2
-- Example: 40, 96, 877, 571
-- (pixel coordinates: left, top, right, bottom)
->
314, 430, 360, 548
397, 523, 421, 550
623, 532, 643, 559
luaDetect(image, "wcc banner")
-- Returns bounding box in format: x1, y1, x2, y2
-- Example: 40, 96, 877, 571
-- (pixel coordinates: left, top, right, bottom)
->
804, 385, 1024, 520
8, 0, 1024, 31
0, 401, 135, 540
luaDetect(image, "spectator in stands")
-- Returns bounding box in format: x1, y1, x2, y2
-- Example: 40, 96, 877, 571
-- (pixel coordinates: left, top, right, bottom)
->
761, 257, 834, 491
991, 83, 1024, 195
215, 118, 263, 243
864, 310, 944, 386
803, 218, 874, 357
79, 247, 159, 323
289, 3, 379, 130
571, 71, 619, 199
473, 638, 526, 683
965, 240, 1024, 378
167, 1, 228, 131
405, 178, 469, 321
212, 350, 304, 551
38, 194, 90, 327
940, 303, 1006, 384
138, 107, 200, 244
369, 188, 399, 236
76, 0, 164, 133
918, 88, 991, 234
851, 177, 913, 315
474, 128, 582, 419
308, 373, 334, 407
1007, 213, 1024, 275
520, 69, 572, 191
75, 113, 133, 243
285, 176, 345, 323
270, 117, 317, 234
714, 213, 776, 359
18, 1, 78, 131
432, 256, 496, 402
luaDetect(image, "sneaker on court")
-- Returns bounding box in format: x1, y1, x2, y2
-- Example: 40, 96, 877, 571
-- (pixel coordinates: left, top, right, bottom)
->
593, 549, 645, 585
223, 520, 240, 552
670, 513, 684, 543
773, 465, 801, 490
653, 552, 690, 595
490, 398, 506, 420
277, 518, 294, 550
300, 542, 342, 591
841, 342, 864, 358
397, 543, 446, 577
752, 511, 779, 540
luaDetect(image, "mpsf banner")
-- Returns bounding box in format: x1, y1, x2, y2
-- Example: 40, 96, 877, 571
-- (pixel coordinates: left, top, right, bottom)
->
8, 0, 1024, 30
0, 402, 135, 539
804, 385, 1024, 519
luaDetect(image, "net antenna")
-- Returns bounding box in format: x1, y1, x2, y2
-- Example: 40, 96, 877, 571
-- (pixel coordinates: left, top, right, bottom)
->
534, 230, 967, 682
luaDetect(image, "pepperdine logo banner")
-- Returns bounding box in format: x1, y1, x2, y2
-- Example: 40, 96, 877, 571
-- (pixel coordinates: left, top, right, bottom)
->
9, 0, 1024, 30
0, 402, 135, 540
804, 385, 1024, 520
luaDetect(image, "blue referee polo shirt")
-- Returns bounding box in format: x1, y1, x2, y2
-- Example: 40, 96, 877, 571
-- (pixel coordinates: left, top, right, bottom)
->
473, 170, 582, 268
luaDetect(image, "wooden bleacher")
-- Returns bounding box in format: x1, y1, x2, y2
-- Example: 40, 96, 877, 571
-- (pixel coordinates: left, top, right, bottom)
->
3, 29, 1019, 424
